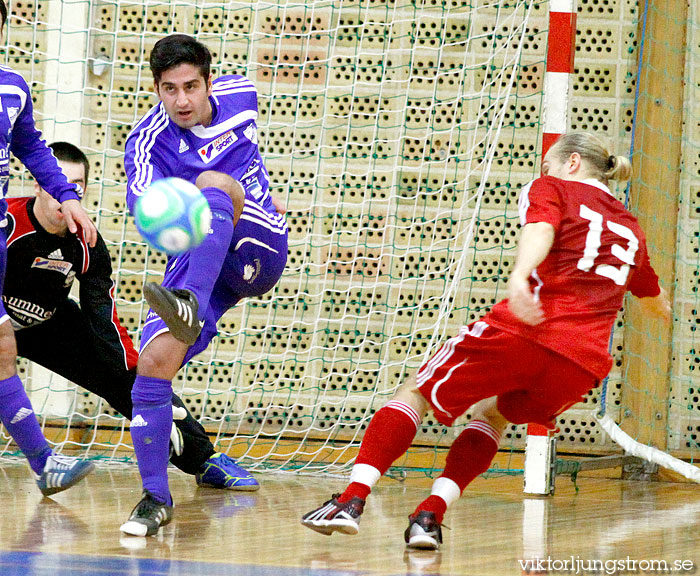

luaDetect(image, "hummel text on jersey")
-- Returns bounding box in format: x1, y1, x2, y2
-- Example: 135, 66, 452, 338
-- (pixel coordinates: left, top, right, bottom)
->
2, 295, 53, 326
131, 415, 148, 427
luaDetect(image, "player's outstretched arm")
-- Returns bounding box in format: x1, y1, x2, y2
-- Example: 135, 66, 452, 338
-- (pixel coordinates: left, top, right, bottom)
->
60, 198, 97, 247
507, 221, 555, 326
638, 286, 672, 323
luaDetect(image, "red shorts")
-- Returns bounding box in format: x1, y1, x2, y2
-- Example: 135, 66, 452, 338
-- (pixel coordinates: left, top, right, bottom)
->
415, 321, 597, 428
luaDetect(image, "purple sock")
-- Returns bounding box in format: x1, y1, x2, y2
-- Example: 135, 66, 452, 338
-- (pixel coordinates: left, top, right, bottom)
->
0, 374, 51, 475
131, 375, 173, 505
184, 187, 234, 319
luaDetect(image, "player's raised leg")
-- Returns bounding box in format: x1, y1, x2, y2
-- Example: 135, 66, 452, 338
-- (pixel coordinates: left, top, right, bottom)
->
143, 175, 241, 347
301, 374, 429, 536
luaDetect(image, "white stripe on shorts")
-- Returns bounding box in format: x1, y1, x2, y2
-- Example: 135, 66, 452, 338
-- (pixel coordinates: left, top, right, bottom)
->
429, 358, 467, 418
233, 236, 279, 254
416, 322, 489, 387
416, 330, 466, 387
139, 326, 170, 355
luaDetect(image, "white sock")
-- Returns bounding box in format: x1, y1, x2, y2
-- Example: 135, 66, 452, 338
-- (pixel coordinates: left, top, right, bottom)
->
349, 463, 381, 488
430, 476, 461, 507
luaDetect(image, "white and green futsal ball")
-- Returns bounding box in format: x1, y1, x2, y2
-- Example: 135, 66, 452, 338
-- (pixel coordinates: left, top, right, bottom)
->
134, 177, 212, 254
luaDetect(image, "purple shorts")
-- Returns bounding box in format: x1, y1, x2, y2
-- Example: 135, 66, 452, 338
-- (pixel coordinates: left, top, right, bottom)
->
140, 191, 288, 364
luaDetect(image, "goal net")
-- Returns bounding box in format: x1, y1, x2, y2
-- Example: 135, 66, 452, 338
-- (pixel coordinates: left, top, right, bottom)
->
592, 0, 700, 481
2, 0, 697, 480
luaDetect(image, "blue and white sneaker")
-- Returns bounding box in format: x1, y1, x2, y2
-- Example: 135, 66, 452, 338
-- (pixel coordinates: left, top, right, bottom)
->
36, 453, 95, 497
195, 453, 259, 491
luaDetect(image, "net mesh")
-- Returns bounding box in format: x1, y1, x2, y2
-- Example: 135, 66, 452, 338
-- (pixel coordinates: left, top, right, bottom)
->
674, 2, 700, 462
1, 0, 697, 478
610, 0, 700, 467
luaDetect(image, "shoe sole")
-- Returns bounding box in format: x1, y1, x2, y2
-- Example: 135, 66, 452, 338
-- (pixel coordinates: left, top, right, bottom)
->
40, 461, 95, 497
120, 520, 151, 537
406, 535, 440, 550
300, 518, 359, 536
144, 283, 200, 346
120, 512, 173, 537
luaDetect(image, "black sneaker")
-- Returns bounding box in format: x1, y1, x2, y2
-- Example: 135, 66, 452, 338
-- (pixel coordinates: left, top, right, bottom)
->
404, 511, 443, 550
120, 491, 174, 537
144, 283, 202, 345
301, 493, 365, 536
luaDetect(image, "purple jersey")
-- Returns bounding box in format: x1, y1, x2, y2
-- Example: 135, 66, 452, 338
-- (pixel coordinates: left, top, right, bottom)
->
125, 75, 272, 215
0, 65, 82, 223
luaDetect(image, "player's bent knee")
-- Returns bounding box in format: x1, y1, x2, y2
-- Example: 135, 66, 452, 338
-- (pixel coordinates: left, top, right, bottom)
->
195, 170, 235, 195
195, 170, 244, 221
0, 323, 18, 377
137, 351, 179, 381
137, 334, 187, 380
391, 373, 430, 417
0, 321, 17, 358
471, 397, 508, 431
225, 179, 245, 223
228, 178, 245, 201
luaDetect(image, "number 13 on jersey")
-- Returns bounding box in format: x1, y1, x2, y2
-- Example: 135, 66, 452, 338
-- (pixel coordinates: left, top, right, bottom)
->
577, 204, 639, 286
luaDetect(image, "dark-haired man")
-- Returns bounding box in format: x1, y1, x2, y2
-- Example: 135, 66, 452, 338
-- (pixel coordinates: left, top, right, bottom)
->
7, 142, 245, 489
123, 35, 288, 536
0, 1, 97, 495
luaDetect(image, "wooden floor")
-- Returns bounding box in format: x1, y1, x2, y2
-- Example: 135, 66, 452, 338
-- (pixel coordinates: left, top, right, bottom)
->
0, 459, 698, 576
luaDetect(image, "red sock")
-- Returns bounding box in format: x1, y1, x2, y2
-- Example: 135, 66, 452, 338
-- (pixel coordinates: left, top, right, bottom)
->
338, 400, 421, 503
414, 420, 501, 523
414, 495, 447, 521
341, 481, 371, 502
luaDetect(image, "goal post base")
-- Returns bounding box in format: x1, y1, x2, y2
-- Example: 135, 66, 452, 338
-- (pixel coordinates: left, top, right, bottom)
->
555, 454, 658, 482
523, 429, 557, 496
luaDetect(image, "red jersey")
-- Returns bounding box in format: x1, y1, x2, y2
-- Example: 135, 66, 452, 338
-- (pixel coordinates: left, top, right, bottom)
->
4, 196, 138, 371
484, 176, 660, 379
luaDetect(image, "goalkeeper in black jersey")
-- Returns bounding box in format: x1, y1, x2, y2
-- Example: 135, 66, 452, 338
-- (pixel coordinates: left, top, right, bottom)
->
6, 142, 255, 486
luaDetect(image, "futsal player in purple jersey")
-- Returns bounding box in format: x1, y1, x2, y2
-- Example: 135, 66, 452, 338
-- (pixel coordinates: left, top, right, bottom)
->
0, 0, 97, 496
121, 35, 288, 536
9, 142, 240, 487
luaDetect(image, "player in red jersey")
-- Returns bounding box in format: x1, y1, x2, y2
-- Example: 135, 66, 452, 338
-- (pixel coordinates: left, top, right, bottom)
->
301, 132, 672, 549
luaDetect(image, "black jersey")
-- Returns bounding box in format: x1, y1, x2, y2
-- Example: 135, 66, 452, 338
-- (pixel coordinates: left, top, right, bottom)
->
5, 196, 137, 370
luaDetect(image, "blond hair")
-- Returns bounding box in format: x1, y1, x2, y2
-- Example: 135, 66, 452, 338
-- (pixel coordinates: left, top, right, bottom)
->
550, 133, 632, 182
